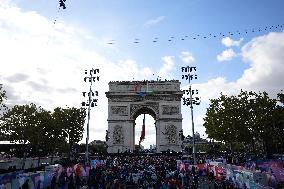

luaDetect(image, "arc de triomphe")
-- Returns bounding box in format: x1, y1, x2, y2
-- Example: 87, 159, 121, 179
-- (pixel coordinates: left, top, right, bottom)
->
105, 80, 183, 153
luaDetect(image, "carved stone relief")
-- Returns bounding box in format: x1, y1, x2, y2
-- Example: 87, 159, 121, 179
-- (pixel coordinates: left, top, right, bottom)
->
163, 124, 178, 144
162, 105, 179, 115
113, 125, 124, 144
111, 106, 128, 116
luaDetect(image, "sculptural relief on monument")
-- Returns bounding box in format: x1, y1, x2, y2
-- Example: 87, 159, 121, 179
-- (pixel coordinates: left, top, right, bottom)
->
162, 105, 179, 115
163, 124, 178, 144
111, 106, 128, 116
113, 125, 124, 144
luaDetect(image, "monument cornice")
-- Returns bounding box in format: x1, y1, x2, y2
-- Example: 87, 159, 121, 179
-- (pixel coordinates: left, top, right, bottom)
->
106, 93, 183, 102
108, 80, 180, 84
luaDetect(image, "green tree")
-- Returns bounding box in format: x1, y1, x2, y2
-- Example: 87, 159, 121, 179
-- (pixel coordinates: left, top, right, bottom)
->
204, 90, 283, 156
0, 84, 7, 112
53, 107, 86, 157
1, 104, 65, 155
0, 103, 44, 168
1, 103, 39, 145
249, 92, 277, 155
35, 109, 67, 157
274, 92, 284, 153
0, 84, 8, 140
278, 92, 284, 103
204, 91, 252, 145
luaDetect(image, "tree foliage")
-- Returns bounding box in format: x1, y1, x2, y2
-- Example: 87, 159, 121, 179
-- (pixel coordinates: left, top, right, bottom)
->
1, 104, 39, 144
0, 84, 8, 140
53, 107, 86, 146
0, 101, 86, 156
204, 90, 284, 156
0, 84, 7, 115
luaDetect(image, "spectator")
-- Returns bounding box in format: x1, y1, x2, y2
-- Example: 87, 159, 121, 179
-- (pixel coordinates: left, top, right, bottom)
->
21, 180, 29, 189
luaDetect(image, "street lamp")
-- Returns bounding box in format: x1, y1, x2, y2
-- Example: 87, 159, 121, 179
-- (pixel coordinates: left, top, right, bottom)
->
82, 68, 99, 164
181, 66, 201, 165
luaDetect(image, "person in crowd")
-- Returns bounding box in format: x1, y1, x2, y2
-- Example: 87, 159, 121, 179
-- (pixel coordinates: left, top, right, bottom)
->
21, 180, 29, 189
58, 169, 67, 189
50, 175, 57, 189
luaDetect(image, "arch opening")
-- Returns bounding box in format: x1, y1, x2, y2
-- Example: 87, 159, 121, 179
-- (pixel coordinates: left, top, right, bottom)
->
134, 114, 156, 150
132, 106, 157, 121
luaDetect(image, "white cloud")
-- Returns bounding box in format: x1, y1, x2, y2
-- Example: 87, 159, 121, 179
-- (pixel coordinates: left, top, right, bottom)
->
179, 51, 195, 64
144, 16, 165, 28
193, 77, 237, 103
199, 32, 284, 102
237, 32, 284, 94
157, 56, 175, 79
222, 37, 243, 47
185, 32, 284, 138
217, 48, 237, 61
0, 2, 153, 143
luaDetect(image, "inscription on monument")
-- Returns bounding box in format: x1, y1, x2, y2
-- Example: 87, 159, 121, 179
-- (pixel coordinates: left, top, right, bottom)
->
162, 105, 179, 115
111, 106, 128, 116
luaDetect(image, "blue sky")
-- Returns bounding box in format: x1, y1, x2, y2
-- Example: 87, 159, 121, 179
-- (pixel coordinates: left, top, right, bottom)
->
1, 0, 284, 148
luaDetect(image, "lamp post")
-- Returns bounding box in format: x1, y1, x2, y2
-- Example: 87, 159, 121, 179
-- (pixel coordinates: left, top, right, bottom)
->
181, 66, 200, 165
189, 85, 196, 164
82, 68, 99, 164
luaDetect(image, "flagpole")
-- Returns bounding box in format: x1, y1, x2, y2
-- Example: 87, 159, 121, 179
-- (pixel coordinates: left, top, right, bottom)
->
142, 114, 145, 149
139, 114, 146, 148
86, 72, 93, 164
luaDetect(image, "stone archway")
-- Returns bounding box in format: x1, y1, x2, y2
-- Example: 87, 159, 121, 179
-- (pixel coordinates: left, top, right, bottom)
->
131, 105, 157, 151
105, 80, 183, 153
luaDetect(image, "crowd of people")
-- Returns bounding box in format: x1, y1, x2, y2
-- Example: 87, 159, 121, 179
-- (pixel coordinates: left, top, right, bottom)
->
49, 154, 238, 189
2, 151, 282, 188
